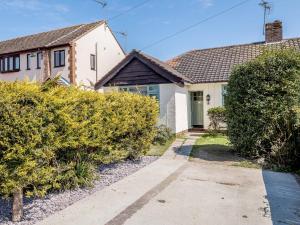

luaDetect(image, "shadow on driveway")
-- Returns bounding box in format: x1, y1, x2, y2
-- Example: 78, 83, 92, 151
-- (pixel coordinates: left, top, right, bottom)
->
262, 170, 300, 225
190, 144, 242, 164
190, 140, 300, 225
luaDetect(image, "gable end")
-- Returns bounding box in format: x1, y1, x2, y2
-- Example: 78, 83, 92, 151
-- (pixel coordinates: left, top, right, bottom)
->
104, 58, 171, 86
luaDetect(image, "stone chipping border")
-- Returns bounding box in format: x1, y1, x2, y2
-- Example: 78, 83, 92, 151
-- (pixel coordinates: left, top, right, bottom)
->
0, 156, 158, 225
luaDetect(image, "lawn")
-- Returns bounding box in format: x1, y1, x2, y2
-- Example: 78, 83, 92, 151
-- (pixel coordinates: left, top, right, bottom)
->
190, 133, 231, 159
191, 133, 261, 169
146, 136, 176, 156
194, 133, 230, 146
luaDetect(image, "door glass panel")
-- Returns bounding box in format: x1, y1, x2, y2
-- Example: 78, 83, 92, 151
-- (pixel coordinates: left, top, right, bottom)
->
191, 92, 204, 126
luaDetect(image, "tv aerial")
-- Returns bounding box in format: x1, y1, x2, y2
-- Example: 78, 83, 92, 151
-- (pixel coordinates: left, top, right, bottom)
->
259, 0, 272, 35
93, 0, 107, 8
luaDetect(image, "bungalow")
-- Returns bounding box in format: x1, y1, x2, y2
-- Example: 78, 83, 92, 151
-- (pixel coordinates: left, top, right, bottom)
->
0, 21, 125, 87
95, 20, 300, 133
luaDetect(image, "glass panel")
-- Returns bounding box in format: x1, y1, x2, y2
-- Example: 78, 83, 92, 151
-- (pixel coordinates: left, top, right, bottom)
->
54, 51, 59, 67
91, 54, 95, 70
14, 56, 20, 70
60, 51, 65, 66
137, 86, 147, 95
9, 57, 14, 71
222, 85, 228, 106
27, 54, 31, 69
37, 53, 41, 68
119, 85, 160, 102
4, 58, 8, 71
0, 59, 3, 72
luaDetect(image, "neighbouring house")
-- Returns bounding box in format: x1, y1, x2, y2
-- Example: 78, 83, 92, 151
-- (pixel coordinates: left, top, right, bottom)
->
95, 20, 300, 133
0, 21, 125, 87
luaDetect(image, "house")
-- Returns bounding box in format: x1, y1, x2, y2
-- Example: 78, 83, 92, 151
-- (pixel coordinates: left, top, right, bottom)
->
95, 20, 300, 133
0, 21, 125, 86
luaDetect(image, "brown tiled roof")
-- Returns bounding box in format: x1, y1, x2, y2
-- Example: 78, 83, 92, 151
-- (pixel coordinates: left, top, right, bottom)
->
0, 21, 105, 55
167, 38, 300, 83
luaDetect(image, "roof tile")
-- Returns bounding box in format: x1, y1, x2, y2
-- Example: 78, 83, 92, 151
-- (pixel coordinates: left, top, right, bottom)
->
167, 38, 300, 83
0, 21, 104, 55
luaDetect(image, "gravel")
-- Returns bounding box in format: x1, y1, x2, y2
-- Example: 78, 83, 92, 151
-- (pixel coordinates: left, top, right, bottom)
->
0, 156, 158, 225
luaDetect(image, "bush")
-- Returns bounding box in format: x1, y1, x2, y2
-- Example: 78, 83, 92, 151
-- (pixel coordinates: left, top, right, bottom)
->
152, 125, 174, 145
207, 107, 226, 132
0, 81, 159, 221
226, 49, 300, 169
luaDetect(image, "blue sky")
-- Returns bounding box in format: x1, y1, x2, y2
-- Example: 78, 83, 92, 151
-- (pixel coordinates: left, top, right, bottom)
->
0, 0, 299, 60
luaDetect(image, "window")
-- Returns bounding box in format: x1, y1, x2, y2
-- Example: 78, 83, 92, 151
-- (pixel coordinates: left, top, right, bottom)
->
14, 56, 20, 70
0, 55, 20, 73
54, 50, 65, 67
222, 84, 228, 106
27, 54, 31, 70
90, 54, 96, 70
119, 85, 160, 101
37, 52, 42, 69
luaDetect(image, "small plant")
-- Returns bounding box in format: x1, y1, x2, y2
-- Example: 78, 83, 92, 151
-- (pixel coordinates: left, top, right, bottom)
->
152, 125, 174, 145
207, 107, 226, 133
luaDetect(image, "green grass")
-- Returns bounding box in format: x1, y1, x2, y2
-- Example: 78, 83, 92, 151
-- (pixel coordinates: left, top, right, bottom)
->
195, 133, 230, 146
190, 133, 231, 159
191, 134, 261, 169
146, 137, 176, 156
231, 160, 262, 169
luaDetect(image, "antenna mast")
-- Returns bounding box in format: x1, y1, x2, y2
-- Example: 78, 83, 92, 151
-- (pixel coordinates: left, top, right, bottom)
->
259, 0, 271, 35
93, 0, 107, 8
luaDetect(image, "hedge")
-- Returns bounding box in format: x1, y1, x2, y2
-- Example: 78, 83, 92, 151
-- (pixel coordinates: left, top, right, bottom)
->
0, 81, 159, 221
226, 49, 300, 169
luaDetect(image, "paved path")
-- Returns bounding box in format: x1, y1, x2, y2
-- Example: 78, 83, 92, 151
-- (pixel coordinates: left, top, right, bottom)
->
37, 133, 300, 225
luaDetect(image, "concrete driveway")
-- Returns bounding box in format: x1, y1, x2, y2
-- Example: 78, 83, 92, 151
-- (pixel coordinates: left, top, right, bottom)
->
37, 134, 300, 225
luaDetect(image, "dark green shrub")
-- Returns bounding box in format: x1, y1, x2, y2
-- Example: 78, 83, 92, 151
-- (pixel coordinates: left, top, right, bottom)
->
207, 107, 226, 132
226, 49, 300, 168
152, 125, 174, 145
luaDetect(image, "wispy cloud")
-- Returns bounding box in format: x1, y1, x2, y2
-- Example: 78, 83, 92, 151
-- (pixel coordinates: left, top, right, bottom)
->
0, 0, 70, 14
198, 0, 214, 8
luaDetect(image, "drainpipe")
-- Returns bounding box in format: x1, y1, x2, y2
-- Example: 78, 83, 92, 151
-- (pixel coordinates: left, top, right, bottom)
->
95, 42, 98, 82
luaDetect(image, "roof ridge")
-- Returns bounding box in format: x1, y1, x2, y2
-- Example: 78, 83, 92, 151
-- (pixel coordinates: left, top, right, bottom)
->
45, 24, 86, 47
167, 37, 300, 62
136, 50, 193, 83
0, 21, 104, 45
0, 24, 83, 44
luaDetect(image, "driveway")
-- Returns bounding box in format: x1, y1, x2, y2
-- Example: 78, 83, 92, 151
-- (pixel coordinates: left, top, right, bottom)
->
37, 134, 300, 225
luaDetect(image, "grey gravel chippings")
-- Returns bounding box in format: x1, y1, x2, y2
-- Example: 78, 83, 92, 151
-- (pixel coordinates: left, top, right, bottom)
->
0, 156, 158, 225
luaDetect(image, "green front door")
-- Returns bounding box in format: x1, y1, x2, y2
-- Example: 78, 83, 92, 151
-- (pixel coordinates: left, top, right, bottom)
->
191, 91, 204, 127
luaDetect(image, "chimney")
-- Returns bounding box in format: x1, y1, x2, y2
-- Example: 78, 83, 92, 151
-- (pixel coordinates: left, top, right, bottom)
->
265, 20, 283, 43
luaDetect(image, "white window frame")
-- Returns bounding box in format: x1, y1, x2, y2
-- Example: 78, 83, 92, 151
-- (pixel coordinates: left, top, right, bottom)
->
119, 85, 160, 101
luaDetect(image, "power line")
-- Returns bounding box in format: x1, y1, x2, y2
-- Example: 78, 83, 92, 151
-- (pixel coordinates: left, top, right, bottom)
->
107, 0, 152, 22
141, 0, 252, 51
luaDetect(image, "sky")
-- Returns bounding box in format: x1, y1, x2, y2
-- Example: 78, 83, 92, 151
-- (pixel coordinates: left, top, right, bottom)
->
0, 0, 299, 60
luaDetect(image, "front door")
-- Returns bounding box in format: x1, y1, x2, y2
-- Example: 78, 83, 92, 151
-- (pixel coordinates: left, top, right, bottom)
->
191, 91, 204, 127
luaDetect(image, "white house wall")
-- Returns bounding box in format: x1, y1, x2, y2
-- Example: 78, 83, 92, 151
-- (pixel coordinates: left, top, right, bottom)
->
0, 47, 70, 83
159, 84, 176, 132
75, 24, 125, 86
0, 52, 42, 82
187, 82, 227, 129
174, 85, 189, 133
